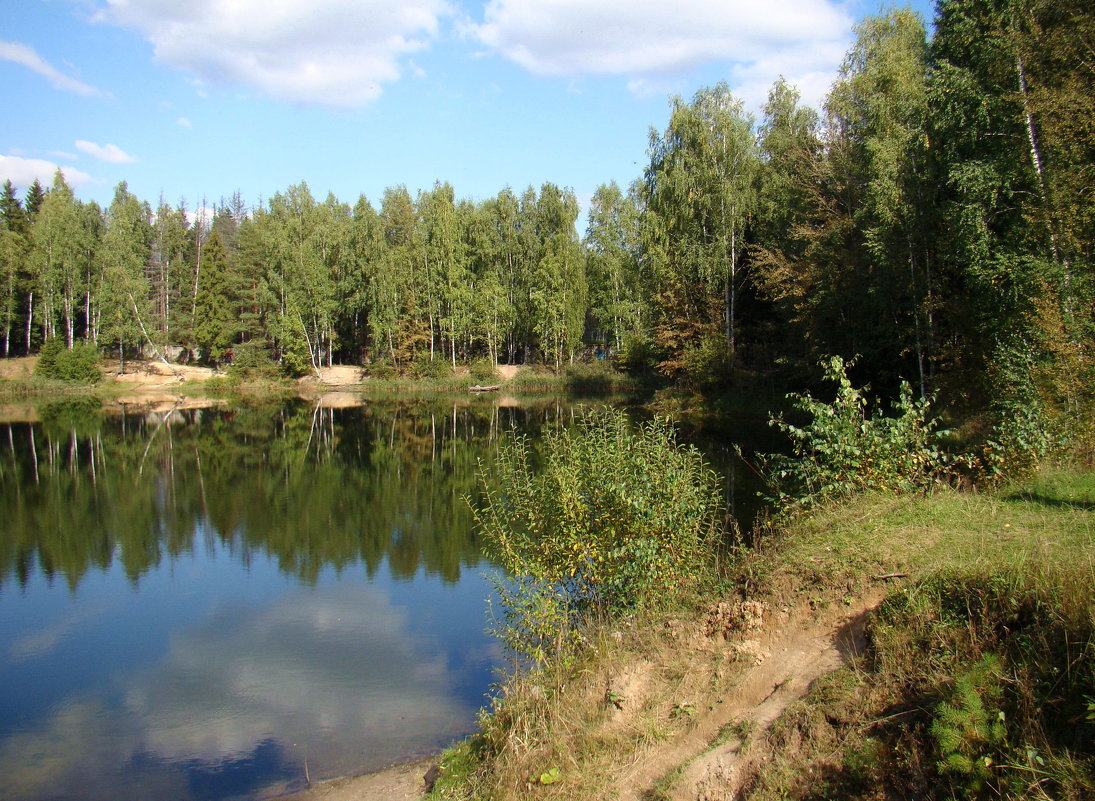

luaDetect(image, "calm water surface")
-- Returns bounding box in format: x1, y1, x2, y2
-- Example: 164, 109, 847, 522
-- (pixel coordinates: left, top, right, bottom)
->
0, 398, 583, 801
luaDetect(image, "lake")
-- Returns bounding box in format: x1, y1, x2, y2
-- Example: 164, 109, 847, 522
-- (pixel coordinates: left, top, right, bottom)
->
0, 395, 760, 801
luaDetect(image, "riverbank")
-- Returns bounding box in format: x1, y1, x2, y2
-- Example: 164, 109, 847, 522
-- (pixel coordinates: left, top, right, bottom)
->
417, 465, 1094, 800
277, 757, 434, 801
0, 356, 651, 408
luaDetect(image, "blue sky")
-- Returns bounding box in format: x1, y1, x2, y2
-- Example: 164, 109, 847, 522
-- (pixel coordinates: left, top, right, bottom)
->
1, 0, 935, 223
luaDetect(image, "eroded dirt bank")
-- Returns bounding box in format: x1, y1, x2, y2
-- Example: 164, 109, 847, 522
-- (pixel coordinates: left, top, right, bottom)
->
275, 592, 885, 801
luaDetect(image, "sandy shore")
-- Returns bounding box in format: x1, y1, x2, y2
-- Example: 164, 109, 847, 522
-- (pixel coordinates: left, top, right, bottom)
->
277, 757, 434, 801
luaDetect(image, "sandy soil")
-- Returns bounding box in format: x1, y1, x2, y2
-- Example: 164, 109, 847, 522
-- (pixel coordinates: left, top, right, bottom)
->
106, 359, 220, 384
312, 366, 367, 386
0, 356, 36, 379
277, 757, 435, 801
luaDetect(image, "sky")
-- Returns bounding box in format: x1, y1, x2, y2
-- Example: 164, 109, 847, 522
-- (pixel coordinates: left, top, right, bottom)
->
1, 0, 936, 224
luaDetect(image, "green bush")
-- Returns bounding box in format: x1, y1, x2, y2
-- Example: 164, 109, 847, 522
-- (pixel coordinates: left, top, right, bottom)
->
227, 340, 281, 379
367, 359, 397, 379
614, 333, 660, 374
931, 654, 1008, 794
409, 353, 453, 380
679, 334, 732, 389
35, 337, 63, 376
474, 408, 722, 664
760, 355, 950, 512
562, 361, 629, 393
34, 340, 101, 383
278, 341, 312, 377
469, 358, 497, 383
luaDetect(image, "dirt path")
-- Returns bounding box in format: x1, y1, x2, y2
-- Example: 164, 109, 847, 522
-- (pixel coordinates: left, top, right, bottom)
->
617, 593, 883, 801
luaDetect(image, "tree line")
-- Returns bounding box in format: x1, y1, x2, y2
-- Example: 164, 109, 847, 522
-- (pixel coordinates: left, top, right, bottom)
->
2, 0, 1092, 427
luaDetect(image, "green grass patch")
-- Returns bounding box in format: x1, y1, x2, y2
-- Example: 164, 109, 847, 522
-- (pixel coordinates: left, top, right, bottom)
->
742, 466, 1095, 801
747, 468, 1095, 599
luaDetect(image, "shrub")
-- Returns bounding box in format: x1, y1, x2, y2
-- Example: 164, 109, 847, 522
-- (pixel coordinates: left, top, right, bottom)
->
227, 340, 281, 379
366, 359, 397, 379
760, 355, 951, 513
35, 337, 63, 376
474, 408, 722, 664
679, 334, 733, 389
469, 358, 497, 383
34, 340, 101, 383
409, 353, 453, 380
614, 333, 660, 374
931, 654, 1008, 794
562, 361, 620, 393
278, 341, 312, 377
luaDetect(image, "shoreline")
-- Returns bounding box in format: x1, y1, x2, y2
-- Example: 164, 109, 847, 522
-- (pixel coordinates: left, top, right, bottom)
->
275, 755, 435, 801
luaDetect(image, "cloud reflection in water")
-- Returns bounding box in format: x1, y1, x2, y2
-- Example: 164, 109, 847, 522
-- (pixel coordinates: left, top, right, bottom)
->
0, 579, 494, 801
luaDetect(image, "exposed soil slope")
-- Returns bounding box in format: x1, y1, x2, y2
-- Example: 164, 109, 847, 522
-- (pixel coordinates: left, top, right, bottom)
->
611, 593, 883, 801
278, 592, 885, 801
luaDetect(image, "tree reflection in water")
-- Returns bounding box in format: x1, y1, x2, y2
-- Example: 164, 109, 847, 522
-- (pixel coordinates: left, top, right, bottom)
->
0, 396, 581, 589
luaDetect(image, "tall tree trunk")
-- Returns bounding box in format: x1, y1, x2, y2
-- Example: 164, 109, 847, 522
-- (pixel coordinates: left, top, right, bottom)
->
1015, 51, 1061, 265
25, 290, 33, 353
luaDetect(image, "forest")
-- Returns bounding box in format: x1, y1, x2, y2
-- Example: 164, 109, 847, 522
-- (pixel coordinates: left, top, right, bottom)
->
1, 0, 1092, 449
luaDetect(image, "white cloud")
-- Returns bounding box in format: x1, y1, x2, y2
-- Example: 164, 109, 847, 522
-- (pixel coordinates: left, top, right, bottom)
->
184, 206, 215, 229
626, 76, 687, 100
472, 0, 853, 108
175, 116, 193, 129
75, 140, 138, 164
0, 155, 93, 190
96, 0, 453, 107
0, 40, 103, 96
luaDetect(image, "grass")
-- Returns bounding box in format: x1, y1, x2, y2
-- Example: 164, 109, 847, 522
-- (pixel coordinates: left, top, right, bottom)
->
738, 466, 1095, 800
744, 470, 1095, 600
0, 374, 100, 400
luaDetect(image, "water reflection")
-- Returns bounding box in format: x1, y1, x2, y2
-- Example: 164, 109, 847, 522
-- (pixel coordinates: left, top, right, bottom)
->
0, 397, 578, 589
0, 565, 502, 801
0, 397, 579, 801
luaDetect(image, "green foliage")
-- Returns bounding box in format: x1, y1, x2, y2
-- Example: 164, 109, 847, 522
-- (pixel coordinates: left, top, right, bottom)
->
34, 340, 101, 383
475, 408, 721, 664
678, 334, 732, 390
761, 356, 949, 511
278, 339, 312, 377
469, 358, 496, 383
614, 333, 660, 374
409, 353, 452, 380
35, 337, 63, 375
535, 766, 561, 785
983, 403, 1054, 480
366, 359, 397, 379
931, 654, 1008, 793
561, 361, 632, 393
227, 339, 280, 378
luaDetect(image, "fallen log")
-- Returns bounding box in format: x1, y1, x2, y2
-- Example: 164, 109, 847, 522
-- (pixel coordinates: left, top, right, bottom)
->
469, 384, 501, 392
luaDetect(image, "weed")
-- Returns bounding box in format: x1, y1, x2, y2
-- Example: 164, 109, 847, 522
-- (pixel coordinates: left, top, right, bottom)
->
710, 718, 754, 750
759, 355, 952, 514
